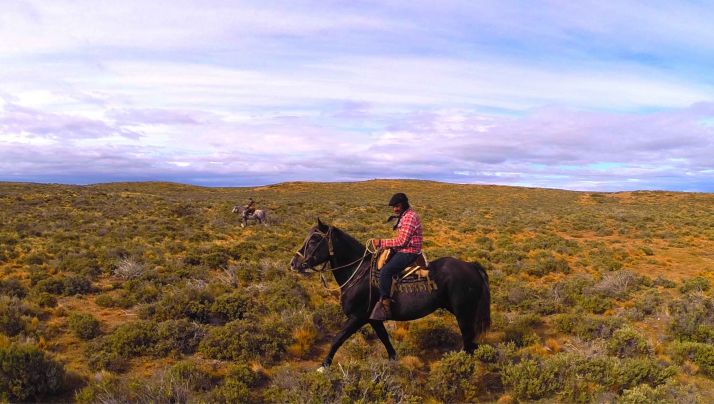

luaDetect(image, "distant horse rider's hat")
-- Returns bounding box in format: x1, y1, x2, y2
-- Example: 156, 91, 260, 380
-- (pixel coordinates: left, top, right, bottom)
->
388, 192, 408, 207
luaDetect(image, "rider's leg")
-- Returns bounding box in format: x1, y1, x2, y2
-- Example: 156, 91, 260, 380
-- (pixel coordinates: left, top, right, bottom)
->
378, 252, 418, 317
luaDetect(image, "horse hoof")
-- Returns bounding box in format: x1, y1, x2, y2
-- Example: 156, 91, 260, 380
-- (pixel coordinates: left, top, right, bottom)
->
316, 366, 328, 373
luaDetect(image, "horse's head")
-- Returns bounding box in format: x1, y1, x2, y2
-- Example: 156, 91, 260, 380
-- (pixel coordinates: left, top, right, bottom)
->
232, 205, 241, 214
290, 218, 333, 272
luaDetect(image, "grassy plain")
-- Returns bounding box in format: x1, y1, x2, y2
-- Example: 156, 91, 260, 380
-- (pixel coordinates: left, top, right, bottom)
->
2, 180, 714, 402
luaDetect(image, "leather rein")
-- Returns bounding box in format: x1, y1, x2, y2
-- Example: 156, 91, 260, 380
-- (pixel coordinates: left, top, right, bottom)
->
294, 226, 372, 291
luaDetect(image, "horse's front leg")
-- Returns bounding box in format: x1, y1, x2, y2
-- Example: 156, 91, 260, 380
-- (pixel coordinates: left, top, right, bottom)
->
321, 315, 367, 369
369, 320, 397, 361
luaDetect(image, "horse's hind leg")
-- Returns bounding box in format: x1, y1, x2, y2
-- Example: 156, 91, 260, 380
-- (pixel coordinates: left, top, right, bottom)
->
322, 316, 367, 368
456, 313, 477, 354
369, 320, 397, 361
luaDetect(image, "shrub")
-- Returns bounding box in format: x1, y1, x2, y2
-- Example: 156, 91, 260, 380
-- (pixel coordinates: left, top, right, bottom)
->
95, 291, 135, 309
62, 273, 93, 295
428, 351, 480, 402
588, 270, 644, 300
0, 342, 65, 401
153, 319, 205, 356
502, 358, 559, 400
34, 277, 65, 295
113, 257, 145, 280
474, 344, 499, 363
667, 294, 714, 342
147, 284, 215, 323
210, 292, 251, 323
199, 319, 291, 364
0, 278, 27, 298
670, 341, 714, 377
680, 276, 711, 294
606, 328, 652, 358
527, 251, 570, 276
67, 313, 101, 340
0, 296, 27, 336
405, 317, 461, 351
615, 358, 676, 391
29, 291, 57, 308
555, 313, 625, 341
208, 363, 260, 403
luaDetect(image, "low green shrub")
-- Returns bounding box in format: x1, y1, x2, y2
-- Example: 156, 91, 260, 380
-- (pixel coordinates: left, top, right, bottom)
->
0, 342, 65, 401
154, 319, 205, 356
667, 293, 714, 342
198, 318, 290, 364
210, 291, 251, 323
679, 276, 711, 294
474, 344, 499, 363
62, 273, 93, 295
145, 284, 215, 323
0, 296, 27, 336
0, 278, 27, 298
67, 313, 101, 340
428, 351, 480, 402
670, 341, 714, 377
606, 328, 652, 358
555, 313, 625, 341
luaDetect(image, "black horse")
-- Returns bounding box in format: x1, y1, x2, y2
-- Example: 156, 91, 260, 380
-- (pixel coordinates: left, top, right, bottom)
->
290, 219, 491, 369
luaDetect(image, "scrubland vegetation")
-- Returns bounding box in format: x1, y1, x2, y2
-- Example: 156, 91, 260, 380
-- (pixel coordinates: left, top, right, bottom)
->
2, 180, 714, 402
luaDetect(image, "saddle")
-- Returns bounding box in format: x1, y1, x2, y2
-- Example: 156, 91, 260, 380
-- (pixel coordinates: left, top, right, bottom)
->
376, 249, 430, 279
372, 249, 436, 296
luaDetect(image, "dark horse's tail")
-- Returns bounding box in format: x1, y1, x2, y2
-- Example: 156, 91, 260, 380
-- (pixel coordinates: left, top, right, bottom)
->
472, 262, 491, 335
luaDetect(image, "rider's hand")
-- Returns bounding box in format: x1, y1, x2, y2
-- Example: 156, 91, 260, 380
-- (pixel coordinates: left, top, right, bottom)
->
372, 239, 380, 249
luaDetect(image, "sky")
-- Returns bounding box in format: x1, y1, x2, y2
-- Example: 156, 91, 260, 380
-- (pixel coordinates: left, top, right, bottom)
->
1, 0, 714, 191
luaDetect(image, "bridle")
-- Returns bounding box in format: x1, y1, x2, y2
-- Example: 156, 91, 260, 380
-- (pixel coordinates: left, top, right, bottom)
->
293, 226, 373, 291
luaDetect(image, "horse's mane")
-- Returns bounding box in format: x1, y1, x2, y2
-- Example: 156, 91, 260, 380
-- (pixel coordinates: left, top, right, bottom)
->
332, 226, 366, 253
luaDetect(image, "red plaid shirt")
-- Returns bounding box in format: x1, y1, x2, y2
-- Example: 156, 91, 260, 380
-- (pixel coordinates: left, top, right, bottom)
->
378, 209, 422, 254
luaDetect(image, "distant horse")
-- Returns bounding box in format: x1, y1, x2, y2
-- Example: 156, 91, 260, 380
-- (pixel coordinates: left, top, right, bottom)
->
290, 219, 490, 370
232, 206, 267, 227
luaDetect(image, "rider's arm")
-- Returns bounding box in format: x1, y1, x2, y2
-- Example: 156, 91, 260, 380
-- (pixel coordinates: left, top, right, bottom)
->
378, 212, 419, 248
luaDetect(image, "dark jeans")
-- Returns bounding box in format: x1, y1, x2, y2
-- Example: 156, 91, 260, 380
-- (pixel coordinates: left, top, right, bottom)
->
379, 252, 419, 298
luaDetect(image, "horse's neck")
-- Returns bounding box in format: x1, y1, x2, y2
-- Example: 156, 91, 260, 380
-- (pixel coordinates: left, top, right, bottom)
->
330, 230, 369, 286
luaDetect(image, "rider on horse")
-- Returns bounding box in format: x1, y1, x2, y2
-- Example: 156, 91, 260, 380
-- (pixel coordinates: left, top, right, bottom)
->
371, 192, 423, 319
243, 197, 256, 221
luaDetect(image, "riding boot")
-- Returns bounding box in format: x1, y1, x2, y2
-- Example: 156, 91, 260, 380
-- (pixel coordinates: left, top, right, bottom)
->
369, 297, 392, 321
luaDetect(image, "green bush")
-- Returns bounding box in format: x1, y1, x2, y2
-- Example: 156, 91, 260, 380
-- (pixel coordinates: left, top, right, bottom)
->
67, 313, 101, 340
527, 251, 570, 276
86, 320, 159, 370
146, 284, 215, 323
670, 341, 714, 377
29, 291, 58, 308
0, 296, 27, 336
667, 294, 714, 342
154, 319, 205, 356
211, 292, 251, 323
62, 273, 93, 295
679, 276, 711, 294
0, 278, 27, 298
34, 277, 65, 295
615, 358, 676, 391
208, 363, 260, 403
502, 358, 559, 400
0, 342, 65, 401
474, 344, 499, 363
555, 313, 625, 341
199, 318, 290, 364
606, 328, 652, 358
428, 351, 480, 402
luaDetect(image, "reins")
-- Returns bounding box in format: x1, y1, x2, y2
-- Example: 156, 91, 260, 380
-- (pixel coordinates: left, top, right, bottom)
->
295, 226, 375, 292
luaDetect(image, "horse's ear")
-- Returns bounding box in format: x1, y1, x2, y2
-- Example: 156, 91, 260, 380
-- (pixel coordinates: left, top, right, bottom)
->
317, 217, 327, 229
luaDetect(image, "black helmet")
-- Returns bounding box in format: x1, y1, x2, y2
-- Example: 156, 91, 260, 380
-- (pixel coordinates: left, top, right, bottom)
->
388, 192, 408, 207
